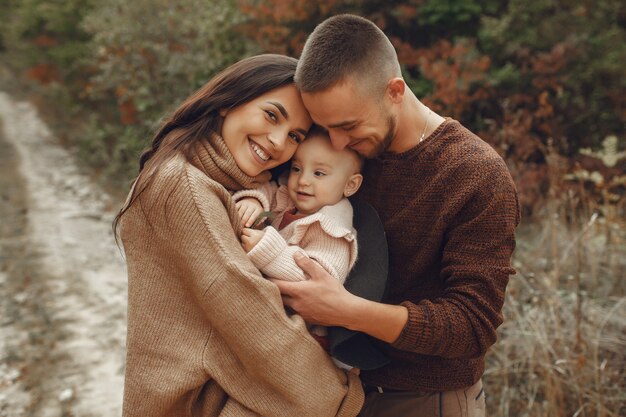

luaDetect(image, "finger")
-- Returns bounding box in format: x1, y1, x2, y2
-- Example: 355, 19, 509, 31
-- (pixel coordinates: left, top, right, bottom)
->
242, 228, 251, 237
293, 252, 326, 280
237, 202, 248, 215
244, 206, 256, 227
243, 214, 253, 228
249, 210, 262, 227
268, 278, 298, 297
248, 207, 263, 227
281, 294, 294, 308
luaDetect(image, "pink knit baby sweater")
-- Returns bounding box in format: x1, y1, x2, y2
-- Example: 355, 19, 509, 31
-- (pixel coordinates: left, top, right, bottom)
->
233, 183, 358, 283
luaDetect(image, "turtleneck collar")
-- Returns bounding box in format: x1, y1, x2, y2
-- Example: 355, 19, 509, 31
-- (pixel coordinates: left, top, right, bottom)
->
189, 132, 271, 191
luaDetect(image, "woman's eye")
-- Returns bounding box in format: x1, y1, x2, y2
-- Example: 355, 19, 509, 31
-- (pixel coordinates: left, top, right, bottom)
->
289, 132, 302, 144
265, 110, 277, 121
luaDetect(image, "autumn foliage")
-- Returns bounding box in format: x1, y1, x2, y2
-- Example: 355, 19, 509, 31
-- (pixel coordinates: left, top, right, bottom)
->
1, 0, 624, 215
238, 0, 625, 217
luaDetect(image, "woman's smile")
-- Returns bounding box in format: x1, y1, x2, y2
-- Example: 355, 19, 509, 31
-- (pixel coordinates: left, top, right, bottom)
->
221, 84, 312, 177
248, 138, 271, 164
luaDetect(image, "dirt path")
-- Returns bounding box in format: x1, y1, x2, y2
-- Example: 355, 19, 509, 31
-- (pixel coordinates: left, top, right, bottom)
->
0, 92, 127, 417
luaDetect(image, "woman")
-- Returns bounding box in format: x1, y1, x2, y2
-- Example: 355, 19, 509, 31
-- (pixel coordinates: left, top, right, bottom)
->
115, 55, 364, 417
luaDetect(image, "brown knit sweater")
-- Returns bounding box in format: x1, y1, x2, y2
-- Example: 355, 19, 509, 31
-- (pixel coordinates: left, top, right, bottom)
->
359, 119, 520, 391
120, 134, 363, 416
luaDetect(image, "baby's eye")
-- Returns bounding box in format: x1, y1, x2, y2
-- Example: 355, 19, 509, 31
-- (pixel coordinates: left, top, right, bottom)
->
265, 110, 278, 121
314, 171, 326, 177
291, 165, 301, 173
288, 132, 302, 144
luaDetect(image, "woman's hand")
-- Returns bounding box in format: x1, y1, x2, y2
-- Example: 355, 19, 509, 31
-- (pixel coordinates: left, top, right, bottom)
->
241, 227, 265, 252
236, 198, 264, 228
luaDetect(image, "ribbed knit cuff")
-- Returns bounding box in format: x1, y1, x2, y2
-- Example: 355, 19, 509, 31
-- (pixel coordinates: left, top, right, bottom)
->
247, 227, 287, 270
231, 189, 271, 212
391, 301, 436, 354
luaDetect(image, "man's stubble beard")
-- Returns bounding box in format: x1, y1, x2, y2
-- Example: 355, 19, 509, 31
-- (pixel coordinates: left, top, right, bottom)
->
365, 113, 397, 159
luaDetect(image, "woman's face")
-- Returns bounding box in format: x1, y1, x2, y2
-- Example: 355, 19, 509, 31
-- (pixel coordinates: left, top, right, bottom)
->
221, 85, 312, 177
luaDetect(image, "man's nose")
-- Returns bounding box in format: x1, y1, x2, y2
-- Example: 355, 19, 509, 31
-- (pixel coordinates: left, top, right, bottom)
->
328, 129, 351, 150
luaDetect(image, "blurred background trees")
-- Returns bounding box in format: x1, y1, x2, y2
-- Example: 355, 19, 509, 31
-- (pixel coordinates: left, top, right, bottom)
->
1, 1, 624, 416
2, 0, 623, 216
1, 0, 258, 180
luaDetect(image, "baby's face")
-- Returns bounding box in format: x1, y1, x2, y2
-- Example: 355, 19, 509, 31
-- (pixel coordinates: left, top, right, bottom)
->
287, 135, 360, 215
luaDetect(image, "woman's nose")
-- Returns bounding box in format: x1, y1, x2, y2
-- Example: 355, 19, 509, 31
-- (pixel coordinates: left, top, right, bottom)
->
267, 128, 288, 153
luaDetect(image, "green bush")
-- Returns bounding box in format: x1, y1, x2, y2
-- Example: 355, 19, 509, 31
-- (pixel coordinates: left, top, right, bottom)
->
1, 0, 95, 85
479, 0, 626, 153
78, 0, 258, 182
1, 0, 623, 211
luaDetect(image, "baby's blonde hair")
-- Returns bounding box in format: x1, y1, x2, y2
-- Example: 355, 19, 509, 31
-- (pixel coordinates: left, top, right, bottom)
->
306, 125, 364, 173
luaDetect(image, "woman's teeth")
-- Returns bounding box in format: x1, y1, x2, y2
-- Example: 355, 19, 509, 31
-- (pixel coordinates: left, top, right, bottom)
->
251, 142, 270, 161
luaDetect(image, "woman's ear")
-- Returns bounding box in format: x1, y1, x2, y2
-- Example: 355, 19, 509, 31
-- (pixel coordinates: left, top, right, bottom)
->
219, 108, 228, 117
343, 173, 364, 197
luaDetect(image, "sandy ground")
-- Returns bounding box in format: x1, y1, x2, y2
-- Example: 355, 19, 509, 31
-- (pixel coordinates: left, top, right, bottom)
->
0, 91, 127, 416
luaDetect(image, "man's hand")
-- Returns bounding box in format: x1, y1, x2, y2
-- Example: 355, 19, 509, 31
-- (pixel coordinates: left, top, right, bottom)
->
241, 228, 265, 252
271, 252, 409, 343
269, 252, 358, 327
236, 198, 263, 228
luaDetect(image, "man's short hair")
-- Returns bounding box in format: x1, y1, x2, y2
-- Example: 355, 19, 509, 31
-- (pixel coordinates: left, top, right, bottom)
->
295, 14, 401, 96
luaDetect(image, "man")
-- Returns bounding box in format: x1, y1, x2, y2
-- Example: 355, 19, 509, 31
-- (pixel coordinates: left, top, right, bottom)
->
272, 14, 520, 416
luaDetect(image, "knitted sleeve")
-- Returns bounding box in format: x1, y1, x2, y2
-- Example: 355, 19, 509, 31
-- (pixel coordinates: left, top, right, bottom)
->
247, 224, 353, 283
231, 181, 277, 212
392, 155, 520, 359
156, 165, 363, 416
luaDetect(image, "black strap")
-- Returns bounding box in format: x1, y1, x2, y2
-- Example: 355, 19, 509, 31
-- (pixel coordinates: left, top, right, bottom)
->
327, 198, 390, 370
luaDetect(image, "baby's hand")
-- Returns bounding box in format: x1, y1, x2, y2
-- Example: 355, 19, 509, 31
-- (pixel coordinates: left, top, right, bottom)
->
241, 228, 265, 252
236, 198, 263, 228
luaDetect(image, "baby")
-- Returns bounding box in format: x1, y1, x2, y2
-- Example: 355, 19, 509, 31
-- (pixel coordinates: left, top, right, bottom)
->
234, 127, 363, 285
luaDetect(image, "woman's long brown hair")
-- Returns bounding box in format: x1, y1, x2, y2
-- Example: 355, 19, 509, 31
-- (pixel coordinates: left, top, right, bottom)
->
112, 54, 300, 239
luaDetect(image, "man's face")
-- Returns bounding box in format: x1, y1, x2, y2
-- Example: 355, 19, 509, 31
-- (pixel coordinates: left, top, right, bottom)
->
301, 78, 397, 159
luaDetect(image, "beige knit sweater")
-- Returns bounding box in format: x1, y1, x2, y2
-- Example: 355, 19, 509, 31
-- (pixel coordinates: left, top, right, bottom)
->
119, 134, 364, 417
233, 183, 358, 283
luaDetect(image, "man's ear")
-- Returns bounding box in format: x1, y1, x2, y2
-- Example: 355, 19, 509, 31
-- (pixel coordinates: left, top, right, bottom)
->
344, 173, 364, 197
386, 78, 405, 104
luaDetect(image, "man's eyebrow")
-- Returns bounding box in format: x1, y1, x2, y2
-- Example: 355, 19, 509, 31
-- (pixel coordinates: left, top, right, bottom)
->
267, 101, 289, 119
328, 120, 358, 128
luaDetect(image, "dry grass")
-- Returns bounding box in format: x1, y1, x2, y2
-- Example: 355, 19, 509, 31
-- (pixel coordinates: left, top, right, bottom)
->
484, 196, 626, 416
